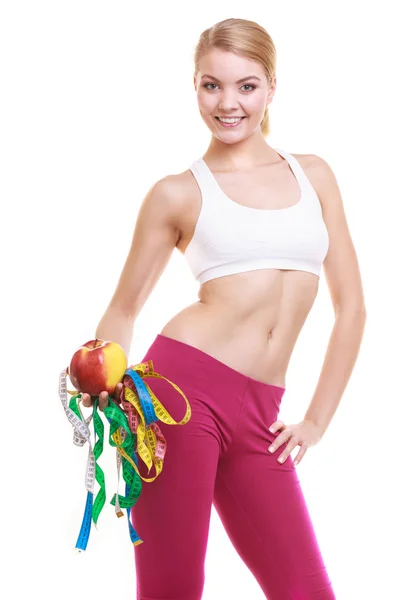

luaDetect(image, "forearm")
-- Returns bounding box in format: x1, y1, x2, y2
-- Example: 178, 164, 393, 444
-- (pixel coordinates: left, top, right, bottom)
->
95, 305, 135, 360
303, 308, 367, 437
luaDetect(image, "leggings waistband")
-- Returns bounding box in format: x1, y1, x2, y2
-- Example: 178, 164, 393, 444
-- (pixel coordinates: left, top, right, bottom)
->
150, 333, 286, 394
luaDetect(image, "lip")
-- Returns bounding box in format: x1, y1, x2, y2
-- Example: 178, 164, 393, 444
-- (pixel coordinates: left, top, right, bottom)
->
215, 116, 246, 128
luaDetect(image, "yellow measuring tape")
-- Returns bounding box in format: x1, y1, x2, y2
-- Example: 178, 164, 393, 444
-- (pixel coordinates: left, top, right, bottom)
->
110, 360, 192, 483
60, 358, 192, 552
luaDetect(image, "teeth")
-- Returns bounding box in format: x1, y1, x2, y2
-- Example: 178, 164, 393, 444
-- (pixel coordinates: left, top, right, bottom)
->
219, 117, 243, 123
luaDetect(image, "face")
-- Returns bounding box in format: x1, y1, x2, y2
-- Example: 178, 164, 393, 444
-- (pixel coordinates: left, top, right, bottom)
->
194, 48, 276, 141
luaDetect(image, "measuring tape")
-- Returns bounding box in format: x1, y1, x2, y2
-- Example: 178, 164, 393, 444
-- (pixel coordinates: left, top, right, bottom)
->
58, 359, 192, 553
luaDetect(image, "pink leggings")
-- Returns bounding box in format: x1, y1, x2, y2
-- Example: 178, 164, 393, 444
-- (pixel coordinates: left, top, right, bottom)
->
131, 334, 335, 600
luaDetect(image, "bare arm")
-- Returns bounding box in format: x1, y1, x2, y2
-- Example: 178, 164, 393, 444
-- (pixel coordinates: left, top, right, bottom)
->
94, 306, 136, 363
303, 155, 367, 436
95, 175, 182, 358
82, 175, 183, 409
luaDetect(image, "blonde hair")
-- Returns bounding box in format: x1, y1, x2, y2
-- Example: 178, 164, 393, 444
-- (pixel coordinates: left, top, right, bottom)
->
193, 18, 276, 138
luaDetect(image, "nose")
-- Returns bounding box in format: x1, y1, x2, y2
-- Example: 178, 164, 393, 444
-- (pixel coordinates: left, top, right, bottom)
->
218, 91, 241, 113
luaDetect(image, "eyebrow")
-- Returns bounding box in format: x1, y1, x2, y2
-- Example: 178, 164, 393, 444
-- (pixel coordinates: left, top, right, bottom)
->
201, 74, 262, 84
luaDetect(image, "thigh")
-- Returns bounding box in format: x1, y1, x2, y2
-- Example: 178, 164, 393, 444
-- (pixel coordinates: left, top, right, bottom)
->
131, 375, 220, 600
213, 381, 336, 599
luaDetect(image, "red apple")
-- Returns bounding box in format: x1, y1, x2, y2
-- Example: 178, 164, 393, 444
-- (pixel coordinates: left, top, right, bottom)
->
68, 339, 127, 396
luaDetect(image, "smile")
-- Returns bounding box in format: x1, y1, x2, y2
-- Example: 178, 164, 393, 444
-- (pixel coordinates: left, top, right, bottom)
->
215, 117, 246, 128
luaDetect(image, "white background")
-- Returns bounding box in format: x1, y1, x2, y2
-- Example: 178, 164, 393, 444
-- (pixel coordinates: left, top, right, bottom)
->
1, 1, 399, 598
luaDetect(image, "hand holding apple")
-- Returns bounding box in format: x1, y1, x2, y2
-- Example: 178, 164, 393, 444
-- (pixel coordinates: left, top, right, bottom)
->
80, 382, 123, 411
68, 338, 127, 411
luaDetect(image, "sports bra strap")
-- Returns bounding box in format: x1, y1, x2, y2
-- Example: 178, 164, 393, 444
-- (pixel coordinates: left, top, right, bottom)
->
189, 159, 216, 198
274, 148, 309, 188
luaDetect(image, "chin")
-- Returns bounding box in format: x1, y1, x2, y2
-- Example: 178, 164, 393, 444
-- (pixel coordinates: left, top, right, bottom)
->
213, 123, 257, 143
215, 135, 247, 145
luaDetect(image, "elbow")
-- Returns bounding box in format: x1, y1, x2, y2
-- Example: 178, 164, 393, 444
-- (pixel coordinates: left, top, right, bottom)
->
335, 303, 367, 320
358, 304, 368, 319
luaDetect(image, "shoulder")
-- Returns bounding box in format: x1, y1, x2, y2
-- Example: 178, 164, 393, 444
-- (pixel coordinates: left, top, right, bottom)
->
154, 168, 194, 202
148, 169, 192, 217
292, 152, 330, 178
151, 171, 187, 200
292, 153, 340, 211
149, 168, 196, 242
158, 165, 198, 206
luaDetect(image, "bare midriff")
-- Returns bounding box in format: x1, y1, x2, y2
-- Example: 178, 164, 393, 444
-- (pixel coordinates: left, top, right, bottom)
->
160, 268, 319, 388
159, 153, 322, 388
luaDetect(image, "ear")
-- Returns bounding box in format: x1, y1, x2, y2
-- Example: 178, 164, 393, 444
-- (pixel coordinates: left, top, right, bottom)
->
193, 75, 197, 91
267, 76, 277, 103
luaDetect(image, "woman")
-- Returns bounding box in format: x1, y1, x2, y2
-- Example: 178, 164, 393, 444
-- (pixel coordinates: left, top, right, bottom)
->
82, 18, 366, 600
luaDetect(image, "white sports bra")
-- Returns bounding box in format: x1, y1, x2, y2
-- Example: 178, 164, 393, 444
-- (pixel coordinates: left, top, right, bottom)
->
184, 148, 329, 285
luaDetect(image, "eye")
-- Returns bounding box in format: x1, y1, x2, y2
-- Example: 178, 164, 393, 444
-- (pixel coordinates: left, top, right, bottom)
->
202, 83, 256, 92
241, 84, 256, 92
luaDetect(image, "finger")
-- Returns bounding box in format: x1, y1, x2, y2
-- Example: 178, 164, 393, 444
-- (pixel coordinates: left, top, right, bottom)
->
99, 391, 109, 411
108, 384, 122, 406
268, 429, 292, 453
81, 393, 93, 408
118, 383, 125, 402
276, 438, 298, 463
114, 383, 123, 400
293, 446, 308, 466
269, 420, 285, 433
